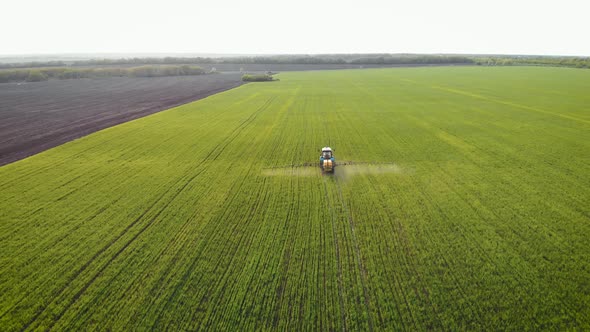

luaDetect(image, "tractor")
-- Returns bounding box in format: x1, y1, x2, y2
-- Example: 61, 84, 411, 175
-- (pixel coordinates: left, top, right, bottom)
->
319, 147, 335, 172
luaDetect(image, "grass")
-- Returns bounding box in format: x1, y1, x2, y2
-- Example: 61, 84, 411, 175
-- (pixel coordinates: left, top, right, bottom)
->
0, 66, 589, 330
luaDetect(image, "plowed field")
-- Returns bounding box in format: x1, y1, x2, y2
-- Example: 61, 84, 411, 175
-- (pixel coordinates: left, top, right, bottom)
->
0, 74, 243, 166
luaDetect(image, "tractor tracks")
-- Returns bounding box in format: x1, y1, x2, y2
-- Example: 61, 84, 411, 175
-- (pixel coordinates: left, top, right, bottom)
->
149, 97, 277, 329
322, 174, 376, 331
20, 96, 277, 331
333, 176, 375, 332
21, 163, 211, 331
203, 96, 276, 162
322, 176, 347, 331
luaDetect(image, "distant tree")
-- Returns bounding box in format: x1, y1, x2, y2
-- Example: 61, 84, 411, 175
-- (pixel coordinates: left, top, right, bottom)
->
242, 74, 275, 82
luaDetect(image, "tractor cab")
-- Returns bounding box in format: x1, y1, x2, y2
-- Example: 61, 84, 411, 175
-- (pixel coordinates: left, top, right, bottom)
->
321, 148, 333, 159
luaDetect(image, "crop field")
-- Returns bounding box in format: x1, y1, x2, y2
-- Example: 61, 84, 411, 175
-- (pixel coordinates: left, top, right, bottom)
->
0, 67, 589, 330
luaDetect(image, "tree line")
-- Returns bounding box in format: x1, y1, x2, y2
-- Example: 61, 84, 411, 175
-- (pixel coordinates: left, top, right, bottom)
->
0, 54, 474, 69
3, 54, 589, 70
473, 56, 590, 69
0, 65, 206, 83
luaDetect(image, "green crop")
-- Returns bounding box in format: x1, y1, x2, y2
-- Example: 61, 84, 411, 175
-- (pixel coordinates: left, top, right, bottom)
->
1, 67, 589, 330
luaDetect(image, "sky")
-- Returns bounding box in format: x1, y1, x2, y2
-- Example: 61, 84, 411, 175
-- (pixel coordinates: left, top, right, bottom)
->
2, 0, 589, 56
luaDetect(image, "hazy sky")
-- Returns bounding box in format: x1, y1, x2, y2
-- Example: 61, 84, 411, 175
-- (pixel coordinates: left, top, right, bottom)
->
2, 0, 589, 56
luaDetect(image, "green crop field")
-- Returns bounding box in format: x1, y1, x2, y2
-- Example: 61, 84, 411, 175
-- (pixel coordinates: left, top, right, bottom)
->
1, 67, 589, 330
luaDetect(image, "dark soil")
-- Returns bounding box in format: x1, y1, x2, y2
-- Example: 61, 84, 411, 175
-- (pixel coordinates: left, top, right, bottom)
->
0, 74, 243, 166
